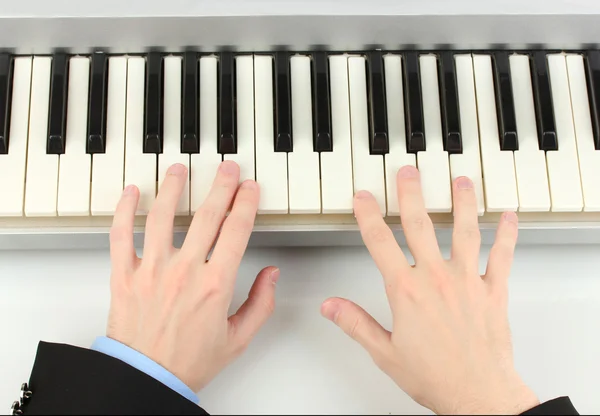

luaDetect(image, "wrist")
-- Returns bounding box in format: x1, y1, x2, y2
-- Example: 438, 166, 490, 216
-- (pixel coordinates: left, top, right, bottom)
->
447, 378, 539, 415
91, 336, 199, 404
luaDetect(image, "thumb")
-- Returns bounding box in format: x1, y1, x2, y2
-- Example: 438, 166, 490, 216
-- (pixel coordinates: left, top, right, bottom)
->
321, 297, 391, 357
228, 266, 279, 350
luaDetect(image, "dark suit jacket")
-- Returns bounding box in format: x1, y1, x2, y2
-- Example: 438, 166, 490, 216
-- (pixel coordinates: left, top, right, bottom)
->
12, 342, 579, 415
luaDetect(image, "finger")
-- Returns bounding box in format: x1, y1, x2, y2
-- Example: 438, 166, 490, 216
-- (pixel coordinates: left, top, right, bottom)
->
229, 266, 279, 349
484, 211, 519, 292
181, 160, 240, 261
451, 176, 481, 271
209, 180, 259, 287
354, 190, 411, 298
110, 185, 140, 274
143, 163, 188, 259
396, 166, 443, 265
321, 298, 391, 360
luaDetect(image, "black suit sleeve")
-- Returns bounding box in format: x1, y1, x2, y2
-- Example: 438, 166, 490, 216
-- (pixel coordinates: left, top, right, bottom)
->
15, 341, 208, 415
521, 397, 579, 415
13, 341, 580, 416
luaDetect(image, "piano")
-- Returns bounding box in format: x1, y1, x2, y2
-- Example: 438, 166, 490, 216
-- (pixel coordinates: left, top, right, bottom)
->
2, 1, 600, 249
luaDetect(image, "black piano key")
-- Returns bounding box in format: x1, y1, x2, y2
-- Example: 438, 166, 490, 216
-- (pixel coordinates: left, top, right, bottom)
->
47, 53, 69, 154
0, 54, 12, 155
312, 51, 332, 152
144, 52, 164, 154
87, 52, 109, 154
274, 51, 293, 152
492, 51, 518, 151
367, 51, 389, 155
530, 51, 558, 151
181, 51, 199, 153
438, 52, 462, 154
218, 51, 236, 154
403, 52, 426, 153
585, 50, 600, 150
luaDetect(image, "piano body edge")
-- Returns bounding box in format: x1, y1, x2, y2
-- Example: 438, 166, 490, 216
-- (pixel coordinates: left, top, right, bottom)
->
1, 14, 600, 55
0, 214, 599, 249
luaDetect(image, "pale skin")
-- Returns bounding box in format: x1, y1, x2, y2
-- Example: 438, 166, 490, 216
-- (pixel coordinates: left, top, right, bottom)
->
107, 160, 540, 415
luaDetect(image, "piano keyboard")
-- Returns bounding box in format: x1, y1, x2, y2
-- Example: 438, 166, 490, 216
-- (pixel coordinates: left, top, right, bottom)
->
1, 49, 600, 228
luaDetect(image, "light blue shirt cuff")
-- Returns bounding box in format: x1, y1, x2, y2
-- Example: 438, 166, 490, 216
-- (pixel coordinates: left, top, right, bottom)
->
91, 336, 198, 405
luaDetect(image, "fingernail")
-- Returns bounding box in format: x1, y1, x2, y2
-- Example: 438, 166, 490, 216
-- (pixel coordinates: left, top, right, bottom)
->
398, 165, 418, 178
123, 185, 136, 195
269, 268, 280, 284
456, 176, 473, 189
503, 211, 518, 224
355, 190, 372, 200
220, 160, 238, 175
241, 180, 257, 190
321, 300, 340, 321
168, 163, 187, 176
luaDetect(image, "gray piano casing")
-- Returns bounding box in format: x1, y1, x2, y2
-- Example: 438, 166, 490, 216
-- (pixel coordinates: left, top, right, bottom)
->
1, 0, 600, 53
1, 0, 600, 249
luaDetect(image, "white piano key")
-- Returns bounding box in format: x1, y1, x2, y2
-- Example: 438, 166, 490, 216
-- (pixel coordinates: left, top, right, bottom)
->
418, 54, 452, 213
124, 57, 156, 215
566, 54, 600, 211
223, 55, 255, 182
451, 54, 485, 215
254, 55, 289, 214
288, 55, 321, 214
383, 54, 416, 216
91, 56, 128, 215
0, 57, 32, 216
509, 54, 551, 212
57, 57, 91, 216
158, 56, 190, 215
547, 54, 583, 212
473, 54, 519, 212
191, 56, 221, 213
24, 57, 58, 217
348, 56, 386, 214
321, 55, 354, 214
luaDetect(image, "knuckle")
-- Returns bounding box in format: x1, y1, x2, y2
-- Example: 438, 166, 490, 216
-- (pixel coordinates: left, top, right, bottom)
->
169, 259, 193, 282
200, 280, 225, 303
110, 225, 130, 244
428, 262, 450, 285
229, 214, 254, 233
195, 204, 221, 225
348, 315, 362, 339
494, 241, 515, 261
217, 174, 239, 190
222, 218, 253, 252
235, 188, 259, 209
455, 225, 481, 243
363, 223, 392, 244
403, 215, 429, 233
398, 278, 419, 302
258, 295, 276, 316
146, 207, 169, 228
207, 262, 227, 280
135, 277, 155, 299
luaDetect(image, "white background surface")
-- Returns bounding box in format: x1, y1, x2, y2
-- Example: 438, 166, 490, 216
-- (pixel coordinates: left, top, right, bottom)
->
1, 244, 599, 414
1, 0, 599, 17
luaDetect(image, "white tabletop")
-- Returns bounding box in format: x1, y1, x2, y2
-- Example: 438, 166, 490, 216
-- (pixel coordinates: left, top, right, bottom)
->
1, 244, 599, 414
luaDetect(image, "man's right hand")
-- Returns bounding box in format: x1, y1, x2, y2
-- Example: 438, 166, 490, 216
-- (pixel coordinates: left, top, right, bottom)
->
321, 165, 540, 415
